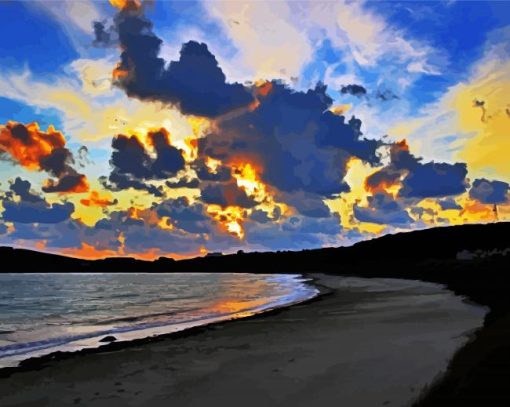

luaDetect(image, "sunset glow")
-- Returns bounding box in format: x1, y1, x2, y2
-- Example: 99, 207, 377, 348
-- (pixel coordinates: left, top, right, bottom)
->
0, 0, 508, 259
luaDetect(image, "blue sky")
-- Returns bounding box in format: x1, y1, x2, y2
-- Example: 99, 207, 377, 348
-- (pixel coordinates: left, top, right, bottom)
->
0, 0, 509, 259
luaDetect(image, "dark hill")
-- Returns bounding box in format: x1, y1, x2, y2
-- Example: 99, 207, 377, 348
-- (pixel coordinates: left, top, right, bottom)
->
1, 222, 508, 274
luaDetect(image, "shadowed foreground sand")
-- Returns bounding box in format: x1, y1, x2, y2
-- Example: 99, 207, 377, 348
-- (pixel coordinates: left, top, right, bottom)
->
0, 274, 485, 407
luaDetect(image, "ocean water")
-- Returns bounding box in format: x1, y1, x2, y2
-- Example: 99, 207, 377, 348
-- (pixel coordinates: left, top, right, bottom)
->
0, 273, 318, 368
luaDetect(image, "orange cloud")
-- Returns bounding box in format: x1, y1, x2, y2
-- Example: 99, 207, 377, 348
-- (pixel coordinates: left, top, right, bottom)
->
109, 0, 142, 11
0, 121, 89, 194
112, 62, 130, 82
80, 190, 116, 207
43, 175, 90, 194
248, 81, 274, 111
255, 80, 273, 97
207, 204, 246, 239
0, 121, 65, 170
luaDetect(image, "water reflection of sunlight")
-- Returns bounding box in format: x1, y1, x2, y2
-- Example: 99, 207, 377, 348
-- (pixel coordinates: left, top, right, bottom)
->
209, 297, 270, 317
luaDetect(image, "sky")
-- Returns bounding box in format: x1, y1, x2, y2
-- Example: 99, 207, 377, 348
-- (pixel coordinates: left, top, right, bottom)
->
0, 0, 509, 260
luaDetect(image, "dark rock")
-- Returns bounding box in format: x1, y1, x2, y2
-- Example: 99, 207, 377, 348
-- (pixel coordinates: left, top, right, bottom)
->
99, 335, 117, 343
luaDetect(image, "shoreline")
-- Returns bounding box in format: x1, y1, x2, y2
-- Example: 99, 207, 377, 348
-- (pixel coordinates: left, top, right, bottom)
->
0, 273, 329, 378
0, 274, 485, 406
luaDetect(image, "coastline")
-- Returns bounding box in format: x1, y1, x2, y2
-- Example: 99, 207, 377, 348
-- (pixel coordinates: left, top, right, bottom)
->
0, 274, 484, 406
0, 273, 322, 373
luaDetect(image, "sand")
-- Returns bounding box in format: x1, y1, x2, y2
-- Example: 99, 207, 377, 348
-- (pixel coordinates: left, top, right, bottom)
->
0, 274, 485, 407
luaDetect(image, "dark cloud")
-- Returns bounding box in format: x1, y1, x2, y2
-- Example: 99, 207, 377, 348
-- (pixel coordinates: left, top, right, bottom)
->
249, 209, 273, 224
165, 177, 200, 189
244, 214, 342, 251
469, 178, 509, 204
149, 129, 186, 177
110, 134, 152, 179
410, 206, 436, 220
201, 181, 257, 208
101, 7, 254, 117
400, 161, 467, 198
155, 197, 212, 234
297, 214, 342, 235
368, 140, 468, 199
249, 207, 282, 224
201, 82, 381, 202
375, 89, 399, 101
42, 174, 89, 194
280, 191, 332, 218
8, 220, 84, 249
472, 99, 487, 123
101, 173, 164, 197
77, 146, 92, 168
193, 158, 232, 182
95, 204, 237, 254
438, 198, 462, 211
9, 177, 45, 203
0, 122, 89, 193
40, 148, 72, 177
340, 84, 367, 97
354, 193, 413, 226
2, 178, 74, 224
92, 20, 116, 47
365, 166, 402, 193
107, 128, 185, 195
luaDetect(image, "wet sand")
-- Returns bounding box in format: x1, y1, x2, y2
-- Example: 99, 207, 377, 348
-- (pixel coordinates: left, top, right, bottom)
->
0, 274, 485, 407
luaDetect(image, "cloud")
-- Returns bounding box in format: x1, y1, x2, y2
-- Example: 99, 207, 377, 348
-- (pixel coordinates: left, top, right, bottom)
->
469, 178, 509, 205
204, 1, 313, 81
2, 178, 75, 224
0, 122, 66, 170
9, 178, 45, 204
33, 0, 101, 34
193, 158, 232, 182
42, 174, 89, 194
375, 89, 399, 102
354, 193, 413, 226
31, 0, 102, 52
0, 121, 89, 193
80, 190, 117, 207
249, 208, 275, 224
102, 173, 163, 197
244, 213, 342, 251
201, 81, 381, 200
6, 220, 84, 249
4, 0, 505, 258
98, 7, 254, 117
201, 180, 257, 208
0, 60, 205, 149
280, 190, 332, 218
388, 27, 510, 177
400, 161, 467, 199
438, 198, 462, 211
367, 140, 468, 199
155, 197, 214, 234
307, 1, 443, 74
340, 84, 367, 97
165, 177, 200, 189
106, 128, 185, 195
93, 20, 117, 48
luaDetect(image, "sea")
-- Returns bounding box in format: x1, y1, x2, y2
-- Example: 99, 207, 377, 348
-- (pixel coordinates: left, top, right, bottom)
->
0, 273, 318, 369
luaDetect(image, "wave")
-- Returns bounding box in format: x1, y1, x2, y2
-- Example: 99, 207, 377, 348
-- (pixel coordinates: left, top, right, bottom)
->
0, 277, 318, 368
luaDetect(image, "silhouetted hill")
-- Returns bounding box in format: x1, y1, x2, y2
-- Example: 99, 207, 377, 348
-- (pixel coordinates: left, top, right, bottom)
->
1, 222, 508, 275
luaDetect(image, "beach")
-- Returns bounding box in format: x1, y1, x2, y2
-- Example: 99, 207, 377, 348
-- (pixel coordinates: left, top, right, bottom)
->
0, 274, 485, 407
